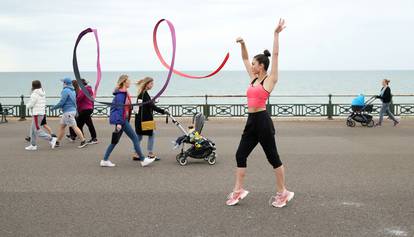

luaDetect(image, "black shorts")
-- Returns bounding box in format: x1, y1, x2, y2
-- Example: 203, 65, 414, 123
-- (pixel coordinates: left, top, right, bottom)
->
235, 111, 282, 169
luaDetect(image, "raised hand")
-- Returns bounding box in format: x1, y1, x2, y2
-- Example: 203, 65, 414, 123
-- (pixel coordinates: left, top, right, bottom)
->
236, 37, 245, 44
275, 18, 286, 34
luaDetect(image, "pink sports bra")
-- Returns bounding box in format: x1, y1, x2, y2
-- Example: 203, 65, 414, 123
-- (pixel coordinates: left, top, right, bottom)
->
246, 76, 270, 108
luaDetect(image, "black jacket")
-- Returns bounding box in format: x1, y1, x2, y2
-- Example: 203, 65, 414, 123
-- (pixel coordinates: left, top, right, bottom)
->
134, 91, 166, 136
378, 87, 392, 103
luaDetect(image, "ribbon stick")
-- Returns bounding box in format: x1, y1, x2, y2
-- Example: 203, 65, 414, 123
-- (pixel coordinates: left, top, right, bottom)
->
153, 20, 229, 79
72, 19, 177, 107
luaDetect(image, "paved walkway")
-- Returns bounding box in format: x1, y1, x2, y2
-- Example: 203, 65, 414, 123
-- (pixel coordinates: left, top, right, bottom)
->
0, 118, 413, 237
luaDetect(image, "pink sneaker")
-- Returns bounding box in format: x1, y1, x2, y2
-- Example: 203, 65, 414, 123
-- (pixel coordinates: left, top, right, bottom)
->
226, 189, 249, 206
270, 190, 294, 208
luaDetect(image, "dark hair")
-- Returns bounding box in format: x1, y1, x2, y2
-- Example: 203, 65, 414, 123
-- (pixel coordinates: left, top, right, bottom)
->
81, 78, 88, 86
72, 80, 80, 93
254, 49, 271, 71
31, 80, 42, 91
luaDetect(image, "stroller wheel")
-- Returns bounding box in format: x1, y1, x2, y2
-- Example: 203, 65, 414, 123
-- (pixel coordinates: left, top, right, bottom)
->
207, 153, 216, 165
367, 120, 375, 128
178, 156, 188, 166
176, 154, 182, 162
346, 119, 356, 127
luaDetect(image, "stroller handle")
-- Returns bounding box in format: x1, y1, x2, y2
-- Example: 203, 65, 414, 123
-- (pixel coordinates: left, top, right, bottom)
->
365, 96, 377, 105
167, 113, 189, 136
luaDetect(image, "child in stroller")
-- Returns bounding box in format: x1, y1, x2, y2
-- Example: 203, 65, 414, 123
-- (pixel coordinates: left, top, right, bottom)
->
169, 113, 216, 166
346, 94, 375, 127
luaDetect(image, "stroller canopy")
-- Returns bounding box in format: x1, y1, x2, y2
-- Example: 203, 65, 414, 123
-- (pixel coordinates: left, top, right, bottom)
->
351, 94, 365, 107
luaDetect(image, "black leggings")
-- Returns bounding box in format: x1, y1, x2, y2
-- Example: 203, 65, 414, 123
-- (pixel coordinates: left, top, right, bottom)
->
235, 111, 282, 169
69, 109, 97, 139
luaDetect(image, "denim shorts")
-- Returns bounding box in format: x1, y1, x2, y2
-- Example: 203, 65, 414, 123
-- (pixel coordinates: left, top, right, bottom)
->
60, 111, 77, 126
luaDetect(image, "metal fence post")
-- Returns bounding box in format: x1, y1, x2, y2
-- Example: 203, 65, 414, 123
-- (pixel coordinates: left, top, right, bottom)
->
19, 95, 26, 121
266, 97, 272, 116
390, 100, 395, 115
203, 94, 210, 120
327, 94, 333, 120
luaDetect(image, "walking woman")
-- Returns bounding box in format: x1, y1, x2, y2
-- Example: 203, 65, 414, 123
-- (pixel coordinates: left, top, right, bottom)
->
68, 79, 98, 144
100, 75, 155, 167
133, 77, 168, 161
52, 77, 87, 148
25, 115, 54, 142
375, 79, 399, 127
226, 19, 294, 208
25, 80, 57, 150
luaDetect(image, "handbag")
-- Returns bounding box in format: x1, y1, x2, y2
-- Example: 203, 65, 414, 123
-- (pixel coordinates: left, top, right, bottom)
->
139, 93, 156, 131
141, 120, 156, 131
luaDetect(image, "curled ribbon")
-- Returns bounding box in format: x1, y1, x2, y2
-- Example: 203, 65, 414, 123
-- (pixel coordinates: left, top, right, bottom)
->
73, 19, 229, 107
72, 19, 176, 107
153, 20, 229, 79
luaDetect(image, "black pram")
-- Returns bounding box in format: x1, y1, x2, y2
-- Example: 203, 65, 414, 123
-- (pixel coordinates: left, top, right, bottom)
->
168, 113, 216, 166
346, 96, 376, 127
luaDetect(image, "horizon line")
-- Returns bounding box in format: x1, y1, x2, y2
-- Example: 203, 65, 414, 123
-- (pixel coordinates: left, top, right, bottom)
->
1, 69, 414, 73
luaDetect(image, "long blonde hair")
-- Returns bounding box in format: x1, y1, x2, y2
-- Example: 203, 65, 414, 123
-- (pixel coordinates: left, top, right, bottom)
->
116, 74, 129, 90
136, 77, 154, 95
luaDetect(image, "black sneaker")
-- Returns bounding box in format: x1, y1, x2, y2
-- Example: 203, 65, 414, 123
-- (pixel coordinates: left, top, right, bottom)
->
149, 155, 160, 161
87, 138, 98, 145
78, 140, 88, 148
66, 135, 75, 142
25, 136, 31, 142
55, 141, 60, 148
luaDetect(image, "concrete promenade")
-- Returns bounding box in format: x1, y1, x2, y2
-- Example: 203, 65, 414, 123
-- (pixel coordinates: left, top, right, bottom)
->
0, 118, 413, 237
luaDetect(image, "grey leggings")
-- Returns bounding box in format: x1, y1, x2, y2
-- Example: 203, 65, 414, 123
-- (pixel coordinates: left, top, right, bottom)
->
30, 115, 52, 146
378, 103, 398, 125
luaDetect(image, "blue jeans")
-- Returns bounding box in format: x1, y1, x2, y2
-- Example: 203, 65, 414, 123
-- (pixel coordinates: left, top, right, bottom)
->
103, 121, 144, 161
378, 103, 397, 125
137, 132, 155, 153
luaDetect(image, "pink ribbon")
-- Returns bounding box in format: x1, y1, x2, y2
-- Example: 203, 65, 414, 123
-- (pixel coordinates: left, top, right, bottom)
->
153, 20, 229, 79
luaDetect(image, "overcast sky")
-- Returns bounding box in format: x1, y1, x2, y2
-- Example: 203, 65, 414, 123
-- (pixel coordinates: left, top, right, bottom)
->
1, 0, 413, 71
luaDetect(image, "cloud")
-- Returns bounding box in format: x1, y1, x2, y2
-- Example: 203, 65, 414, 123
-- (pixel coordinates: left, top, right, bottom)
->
0, 0, 413, 71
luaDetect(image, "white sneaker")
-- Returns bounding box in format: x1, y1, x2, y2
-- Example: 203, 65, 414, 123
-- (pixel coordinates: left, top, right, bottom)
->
140, 157, 155, 167
25, 145, 38, 151
49, 137, 57, 149
100, 160, 116, 167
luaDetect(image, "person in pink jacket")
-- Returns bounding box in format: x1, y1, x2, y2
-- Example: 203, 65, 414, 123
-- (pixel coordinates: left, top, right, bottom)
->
68, 79, 98, 144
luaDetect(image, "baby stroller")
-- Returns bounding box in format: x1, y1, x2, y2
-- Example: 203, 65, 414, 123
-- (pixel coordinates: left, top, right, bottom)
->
346, 95, 376, 128
168, 113, 217, 166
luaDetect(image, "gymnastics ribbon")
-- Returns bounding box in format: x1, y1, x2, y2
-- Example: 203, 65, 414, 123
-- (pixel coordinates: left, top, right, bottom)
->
153, 20, 229, 79
72, 19, 176, 107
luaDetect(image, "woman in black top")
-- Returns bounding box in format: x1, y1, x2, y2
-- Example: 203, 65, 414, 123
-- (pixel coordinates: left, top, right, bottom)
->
376, 79, 399, 126
134, 77, 168, 160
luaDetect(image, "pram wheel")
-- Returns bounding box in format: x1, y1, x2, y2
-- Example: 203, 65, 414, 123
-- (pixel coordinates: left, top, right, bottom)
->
177, 155, 188, 166
362, 120, 374, 128
176, 154, 182, 162
346, 119, 356, 127
207, 153, 216, 165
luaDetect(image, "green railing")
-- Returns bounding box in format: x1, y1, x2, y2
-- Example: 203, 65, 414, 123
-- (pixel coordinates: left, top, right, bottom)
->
1, 94, 414, 120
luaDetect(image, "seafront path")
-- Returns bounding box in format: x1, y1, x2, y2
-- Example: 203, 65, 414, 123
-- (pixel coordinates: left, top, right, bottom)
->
0, 118, 413, 237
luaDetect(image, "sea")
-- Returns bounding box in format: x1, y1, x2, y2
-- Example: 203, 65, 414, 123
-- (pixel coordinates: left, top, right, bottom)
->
0, 71, 413, 105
